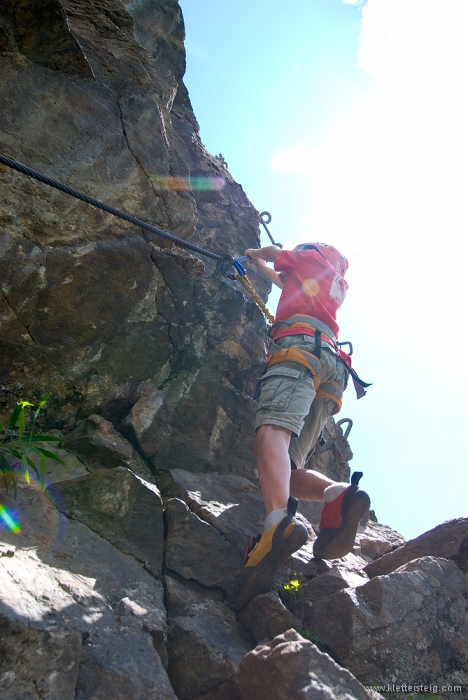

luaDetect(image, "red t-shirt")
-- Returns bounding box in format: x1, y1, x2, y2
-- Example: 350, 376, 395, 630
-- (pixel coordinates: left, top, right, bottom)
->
273, 249, 348, 339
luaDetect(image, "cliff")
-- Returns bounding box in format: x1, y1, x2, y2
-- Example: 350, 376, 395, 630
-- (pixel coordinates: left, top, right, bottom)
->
0, 2, 467, 699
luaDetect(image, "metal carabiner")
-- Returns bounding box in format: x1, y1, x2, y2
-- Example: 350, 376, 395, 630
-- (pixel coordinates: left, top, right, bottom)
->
338, 341, 353, 356
336, 418, 353, 440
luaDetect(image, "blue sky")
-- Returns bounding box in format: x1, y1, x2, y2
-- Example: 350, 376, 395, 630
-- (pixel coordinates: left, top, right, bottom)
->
179, 0, 467, 539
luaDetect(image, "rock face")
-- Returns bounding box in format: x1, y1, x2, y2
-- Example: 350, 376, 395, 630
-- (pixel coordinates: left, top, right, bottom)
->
0, 0, 268, 480
364, 517, 468, 577
239, 629, 384, 700
50, 466, 165, 576
0, 481, 176, 699
304, 556, 468, 693
1, 2, 467, 699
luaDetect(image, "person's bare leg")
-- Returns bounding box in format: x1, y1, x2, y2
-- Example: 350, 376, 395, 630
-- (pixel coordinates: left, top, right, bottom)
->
254, 424, 292, 515
289, 468, 334, 502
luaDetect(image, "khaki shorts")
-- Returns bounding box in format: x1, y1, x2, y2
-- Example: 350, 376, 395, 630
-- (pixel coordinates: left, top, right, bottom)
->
255, 334, 347, 469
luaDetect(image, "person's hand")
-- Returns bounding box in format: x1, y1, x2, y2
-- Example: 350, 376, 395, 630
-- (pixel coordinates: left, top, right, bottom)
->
244, 248, 258, 259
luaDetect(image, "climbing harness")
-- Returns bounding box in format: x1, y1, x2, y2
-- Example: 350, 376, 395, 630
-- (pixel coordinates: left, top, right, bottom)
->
267, 314, 372, 404
0, 153, 275, 323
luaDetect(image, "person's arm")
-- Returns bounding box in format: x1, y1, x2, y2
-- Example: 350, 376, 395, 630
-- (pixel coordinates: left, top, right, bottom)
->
247, 257, 284, 289
244, 245, 282, 262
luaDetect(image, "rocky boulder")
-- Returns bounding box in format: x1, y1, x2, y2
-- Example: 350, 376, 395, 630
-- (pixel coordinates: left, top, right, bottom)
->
303, 556, 468, 694
0, 481, 175, 699
50, 466, 165, 577
365, 517, 468, 577
165, 497, 243, 588
158, 468, 266, 554
165, 574, 251, 700
239, 629, 384, 700
238, 591, 302, 644
356, 520, 406, 560
0, 0, 268, 484
63, 414, 155, 482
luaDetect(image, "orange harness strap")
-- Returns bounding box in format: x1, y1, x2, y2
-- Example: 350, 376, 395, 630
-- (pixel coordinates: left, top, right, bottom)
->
267, 347, 322, 391
269, 315, 371, 403
316, 380, 343, 415
267, 348, 343, 414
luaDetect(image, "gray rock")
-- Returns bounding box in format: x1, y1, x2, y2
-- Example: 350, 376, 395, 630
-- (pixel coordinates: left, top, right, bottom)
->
63, 414, 154, 482
159, 468, 266, 554
116, 384, 172, 459
305, 568, 351, 597
365, 517, 468, 577
278, 564, 371, 640
101, 381, 172, 459
0, 615, 81, 700
0, 482, 176, 699
165, 497, 243, 588
356, 521, 406, 560
50, 466, 165, 577
274, 540, 368, 597
0, 0, 268, 448
165, 575, 252, 699
239, 628, 384, 700
239, 591, 302, 643
304, 556, 468, 693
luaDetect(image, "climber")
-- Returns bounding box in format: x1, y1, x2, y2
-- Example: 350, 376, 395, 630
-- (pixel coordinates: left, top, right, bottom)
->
233, 242, 371, 610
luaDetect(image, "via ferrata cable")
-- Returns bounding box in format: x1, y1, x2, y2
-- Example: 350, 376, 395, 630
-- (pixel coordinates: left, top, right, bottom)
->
0, 152, 275, 324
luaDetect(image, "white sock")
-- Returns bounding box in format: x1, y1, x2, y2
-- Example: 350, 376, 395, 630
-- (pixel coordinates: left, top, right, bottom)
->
263, 508, 288, 533
322, 482, 348, 503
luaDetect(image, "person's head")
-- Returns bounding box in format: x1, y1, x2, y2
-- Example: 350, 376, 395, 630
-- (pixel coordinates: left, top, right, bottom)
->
294, 242, 349, 277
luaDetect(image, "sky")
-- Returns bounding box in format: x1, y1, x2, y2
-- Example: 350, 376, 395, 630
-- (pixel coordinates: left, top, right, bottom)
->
178, 0, 468, 540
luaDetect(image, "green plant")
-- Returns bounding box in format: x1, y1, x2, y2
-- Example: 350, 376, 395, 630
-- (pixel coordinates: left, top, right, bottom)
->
0, 395, 64, 494
301, 626, 323, 646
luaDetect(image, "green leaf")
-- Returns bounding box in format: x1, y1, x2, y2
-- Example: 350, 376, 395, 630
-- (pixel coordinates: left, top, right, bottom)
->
21, 451, 30, 484
0, 452, 12, 473
0, 422, 3, 433
39, 453, 47, 490
23, 435, 61, 443
2, 447, 23, 460
9, 403, 23, 431
27, 457, 40, 479
10, 401, 33, 437
38, 394, 49, 409
32, 394, 49, 431
17, 404, 28, 439
27, 447, 65, 464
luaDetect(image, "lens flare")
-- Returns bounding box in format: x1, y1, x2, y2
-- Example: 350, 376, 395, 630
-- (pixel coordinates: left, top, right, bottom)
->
149, 175, 225, 191
0, 504, 21, 534
302, 278, 320, 297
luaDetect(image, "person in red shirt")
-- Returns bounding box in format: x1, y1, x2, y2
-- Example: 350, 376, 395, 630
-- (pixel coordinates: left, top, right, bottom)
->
233, 242, 370, 611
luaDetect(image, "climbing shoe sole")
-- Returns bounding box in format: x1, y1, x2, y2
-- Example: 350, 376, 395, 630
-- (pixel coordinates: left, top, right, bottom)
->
313, 488, 370, 560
